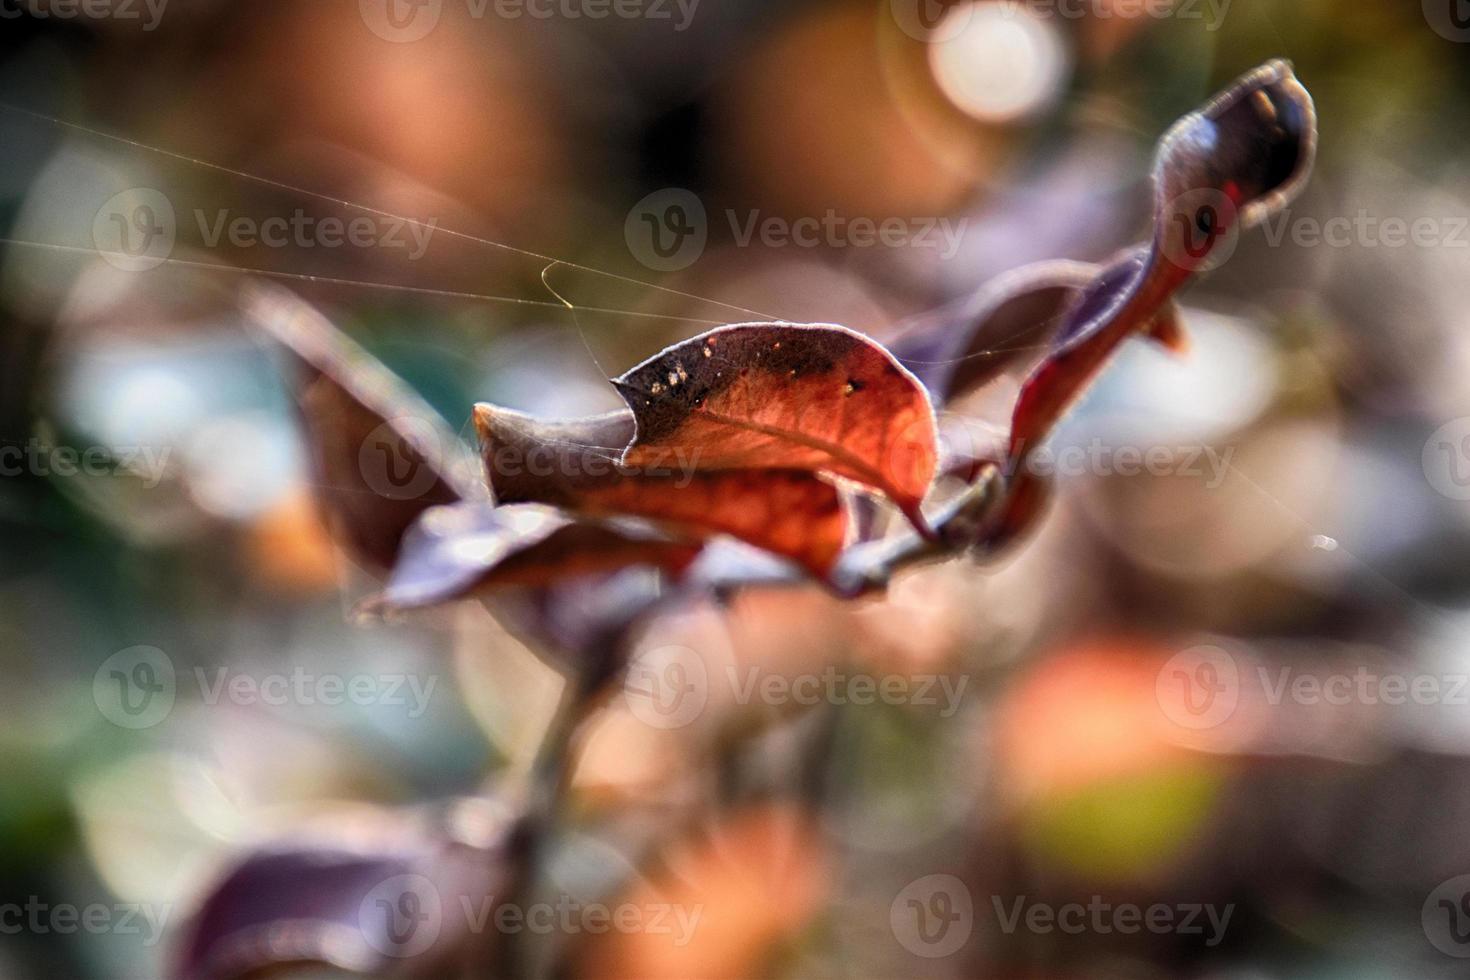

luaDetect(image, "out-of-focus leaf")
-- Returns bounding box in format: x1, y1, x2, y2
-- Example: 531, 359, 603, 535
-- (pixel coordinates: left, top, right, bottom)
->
239, 282, 481, 571
366, 501, 699, 613
611, 323, 937, 530
887, 259, 1097, 405
173, 802, 511, 980
679, 537, 807, 596
475, 405, 848, 577
499, 568, 673, 683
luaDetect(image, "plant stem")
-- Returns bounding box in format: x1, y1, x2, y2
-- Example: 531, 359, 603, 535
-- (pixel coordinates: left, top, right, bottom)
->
494, 663, 601, 980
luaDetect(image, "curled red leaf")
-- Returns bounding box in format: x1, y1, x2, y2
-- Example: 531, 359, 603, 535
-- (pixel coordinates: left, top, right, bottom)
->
1009, 60, 1316, 468
611, 322, 938, 531
475, 404, 848, 577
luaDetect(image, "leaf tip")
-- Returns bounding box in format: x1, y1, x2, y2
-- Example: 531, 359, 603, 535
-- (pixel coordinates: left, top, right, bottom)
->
471, 402, 499, 444
608, 376, 643, 403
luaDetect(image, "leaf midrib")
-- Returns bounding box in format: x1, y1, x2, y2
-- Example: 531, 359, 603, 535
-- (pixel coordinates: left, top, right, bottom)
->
689, 408, 903, 499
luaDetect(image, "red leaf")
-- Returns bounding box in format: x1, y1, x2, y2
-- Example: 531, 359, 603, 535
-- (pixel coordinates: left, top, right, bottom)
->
611, 322, 938, 530
1009, 60, 1316, 466
475, 404, 849, 577
1153, 58, 1317, 265
1006, 248, 1170, 460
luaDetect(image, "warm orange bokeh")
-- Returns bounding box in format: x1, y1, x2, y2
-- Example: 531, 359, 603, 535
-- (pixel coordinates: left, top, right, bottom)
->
576, 804, 828, 980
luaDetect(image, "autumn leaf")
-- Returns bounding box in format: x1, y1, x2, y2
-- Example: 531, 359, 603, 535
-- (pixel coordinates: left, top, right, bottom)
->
173, 800, 509, 980
610, 322, 938, 531
367, 500, 699, 612
240, 282, 481, 571
1009, 60, 1315, 466
887, 259, 1097, 406
1153, 58, 1318, 257
503, 568, 672, 679
475, 404, 849, 577
850, 61, 1316, 566
1005, 248, 1173, 460
234, 61, 1317, 634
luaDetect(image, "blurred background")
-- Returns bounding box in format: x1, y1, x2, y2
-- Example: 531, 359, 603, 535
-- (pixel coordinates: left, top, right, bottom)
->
3, 1, 1470, 977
